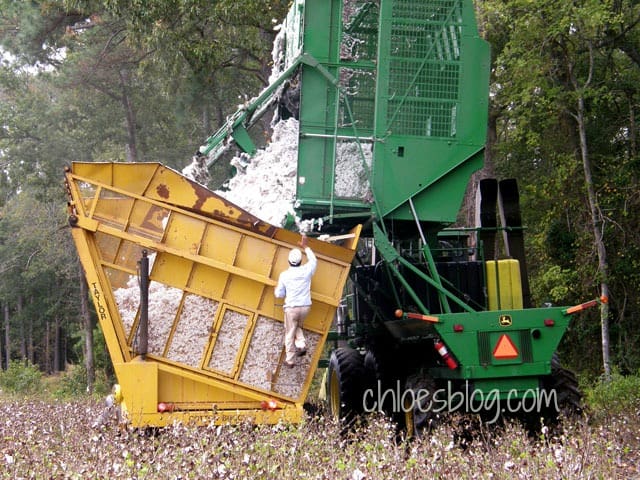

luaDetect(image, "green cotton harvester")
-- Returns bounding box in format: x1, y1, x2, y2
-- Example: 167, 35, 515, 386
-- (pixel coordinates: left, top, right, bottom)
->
198, 0, 601, 433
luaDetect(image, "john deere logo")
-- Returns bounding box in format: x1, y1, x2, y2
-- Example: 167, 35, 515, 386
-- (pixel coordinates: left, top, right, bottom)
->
499, 315, 512, 327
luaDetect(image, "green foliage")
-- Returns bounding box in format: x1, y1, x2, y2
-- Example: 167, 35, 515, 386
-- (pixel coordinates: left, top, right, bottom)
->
585, 372, 640, 418
50, 364, 88, 399
530, 265, 581, 305
51, 364, 111, 399
0, 0, 79, 66
546, 219, 577, 268
0, 361, 43, 395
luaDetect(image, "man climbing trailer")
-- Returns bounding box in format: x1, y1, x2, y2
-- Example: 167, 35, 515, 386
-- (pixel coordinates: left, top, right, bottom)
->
275, 234, 318, 367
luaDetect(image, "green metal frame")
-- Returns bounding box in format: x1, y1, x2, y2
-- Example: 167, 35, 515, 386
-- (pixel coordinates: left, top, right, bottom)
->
196, 1, 593, 402
200, 0, 490, 231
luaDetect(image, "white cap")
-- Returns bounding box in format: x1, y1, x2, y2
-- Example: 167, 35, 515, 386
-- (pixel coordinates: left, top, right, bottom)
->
288, 248, 302, 266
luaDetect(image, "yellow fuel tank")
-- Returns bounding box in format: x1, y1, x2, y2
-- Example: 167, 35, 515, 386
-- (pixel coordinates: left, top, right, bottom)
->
64, 162, 360, 427
486, 259, 523, 310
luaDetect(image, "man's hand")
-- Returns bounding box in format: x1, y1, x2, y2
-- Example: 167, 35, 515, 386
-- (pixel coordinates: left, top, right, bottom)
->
299, 234, 308, 248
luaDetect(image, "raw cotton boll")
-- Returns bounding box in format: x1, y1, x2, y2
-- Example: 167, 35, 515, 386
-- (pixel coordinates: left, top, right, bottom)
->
239, 317, 285, 391
208, 309, 250, 374
146, 283, 183, 355
297, 217, 324, 234
113, 280, 182, 355
166, 295, 219, 368
216, 118, 299, 226
334, 140, 372, 198
113, 282, 140, 339
182, 154, 211, 186
272, 332, 320, 399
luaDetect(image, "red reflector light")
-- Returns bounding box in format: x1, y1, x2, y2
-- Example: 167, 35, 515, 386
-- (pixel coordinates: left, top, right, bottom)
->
261, 399, 278, 411
453, 324, 464, 332
544, 319, 555, 327
157, 402, 175, 413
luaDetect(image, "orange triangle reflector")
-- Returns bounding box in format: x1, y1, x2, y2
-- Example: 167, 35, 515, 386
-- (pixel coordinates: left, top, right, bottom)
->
493, 334, 519, 359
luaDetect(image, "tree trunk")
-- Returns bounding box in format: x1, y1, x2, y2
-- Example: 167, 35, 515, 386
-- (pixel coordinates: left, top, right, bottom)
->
119, 69, 138, 163
27, 299, 34, 365
3, 303, 8, 369
577, 94, 611, 379
202, 107, 211, 138
629, 92, 637, 158
80, 267, 95, 393
53, 316, 61, 373
44, 321, 51, 373
18, 295, 26, 362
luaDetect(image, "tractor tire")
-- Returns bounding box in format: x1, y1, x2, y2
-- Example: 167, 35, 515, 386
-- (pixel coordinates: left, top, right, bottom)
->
364, 350, 405, 421
542, 354, 583, 419
403, 373, 439, 438
327, 347, 366, 425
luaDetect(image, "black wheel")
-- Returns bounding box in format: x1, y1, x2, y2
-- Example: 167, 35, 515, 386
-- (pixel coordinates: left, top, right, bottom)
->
327, 347, 365, 424
541, 354, 583, 420
363, 349, 383, 408
403, 373, 439, 438
363, 348, 405, 415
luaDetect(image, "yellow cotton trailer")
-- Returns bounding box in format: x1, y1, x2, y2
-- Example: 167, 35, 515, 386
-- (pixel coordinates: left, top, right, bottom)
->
64, 162, 360, 427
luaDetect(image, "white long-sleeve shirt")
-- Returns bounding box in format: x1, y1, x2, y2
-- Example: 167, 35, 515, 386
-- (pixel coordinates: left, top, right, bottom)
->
274, 247, 317, 308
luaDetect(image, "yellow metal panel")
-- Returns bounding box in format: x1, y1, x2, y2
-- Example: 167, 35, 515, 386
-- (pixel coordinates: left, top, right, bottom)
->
94, 231, 120, 264
201, 223, 241, 263
109, 239, 148, 273
115, 359, 159, 417
302, 303, 335, 333
157, 370, 245, 404
188, 263, 229, 298
152, 253, 192, 289
72, 162, 160, 195
236, 236, 277, 277
112, 163, 159, 195
164, 213, 206, 254
127, 201, 169, 241
312, 261, 348, 299
224, 275, 263, 309
129, 405, 304, 428
259, 286, 283, 319
71, 162, 117, 186
65, 162, 361, 427
486, 259, 523, 310
93, 194, 134, 230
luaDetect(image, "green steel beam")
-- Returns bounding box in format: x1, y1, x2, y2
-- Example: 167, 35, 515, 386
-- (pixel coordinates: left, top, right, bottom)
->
199, 55, 307, 163
372, 223, 474, 314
